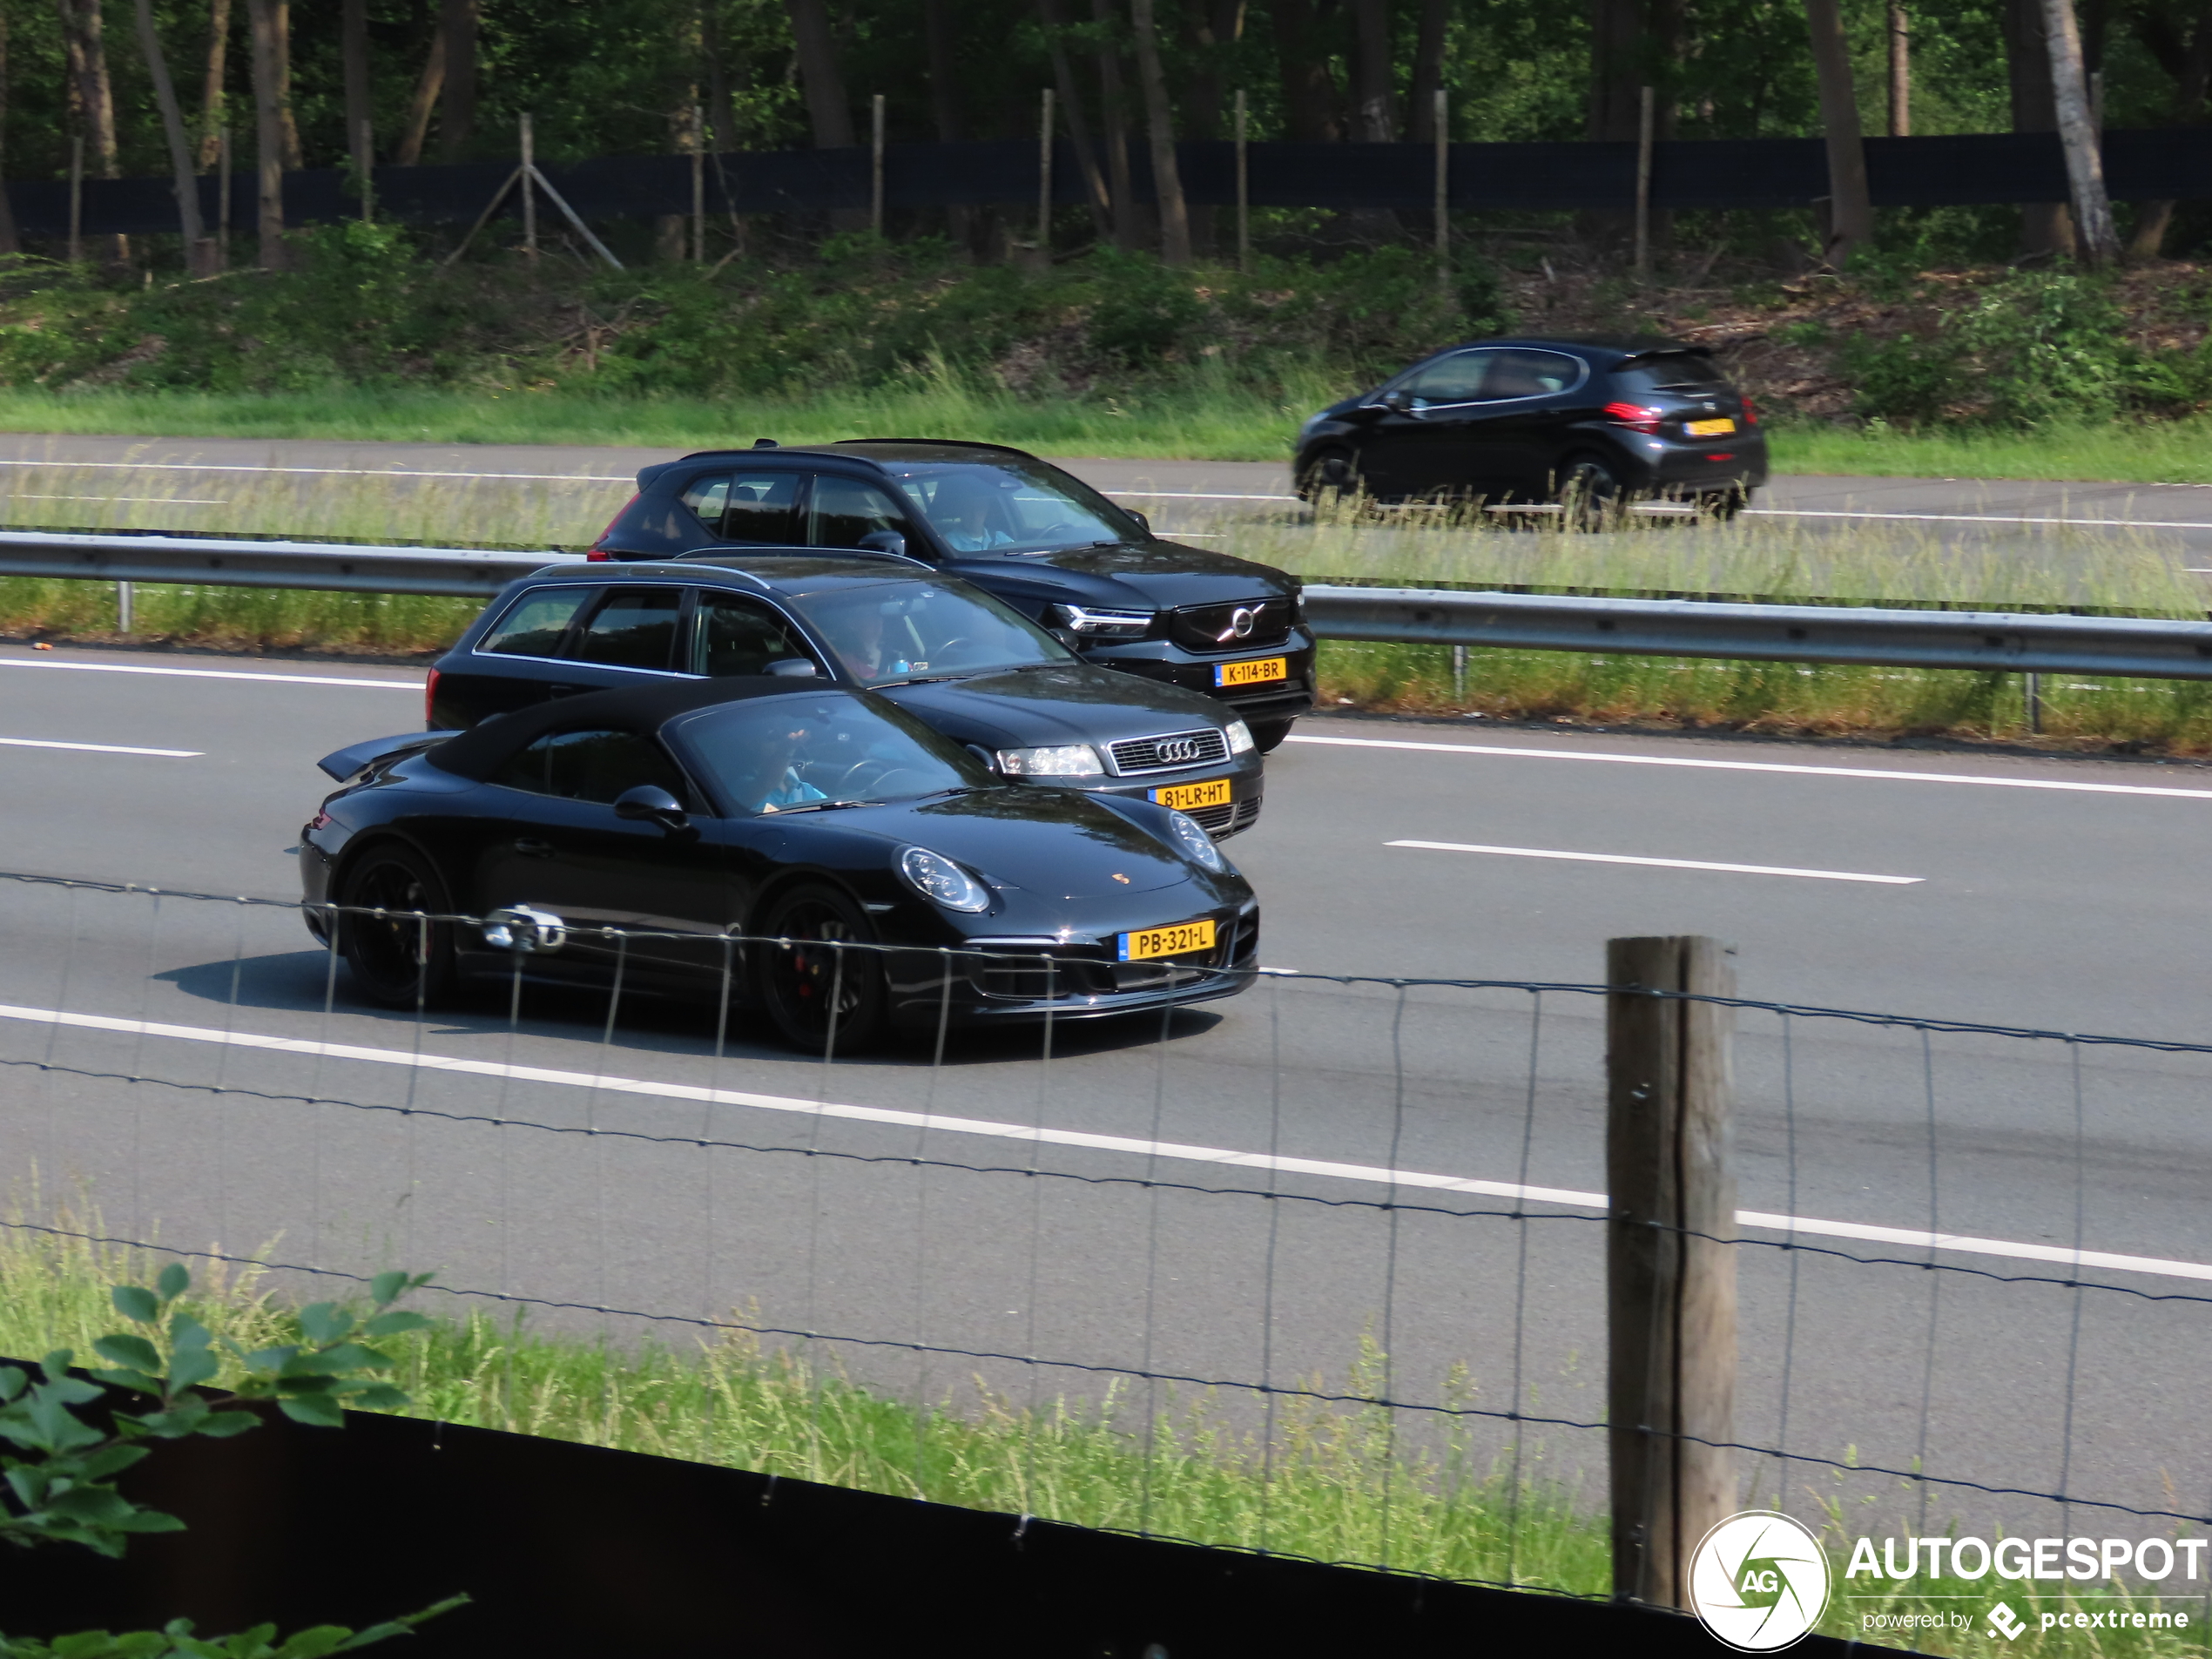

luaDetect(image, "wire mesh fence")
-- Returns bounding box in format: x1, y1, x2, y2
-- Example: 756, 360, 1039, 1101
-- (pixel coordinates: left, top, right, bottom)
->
3, 866, 2210, 1622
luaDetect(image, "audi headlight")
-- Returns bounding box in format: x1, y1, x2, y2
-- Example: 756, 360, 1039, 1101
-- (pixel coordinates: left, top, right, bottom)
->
1164, 810, 1227, 873
1224, 719, 1256, 756
1051, 604, 1154, 639
996, 744, 1105, 777
898, 846, 992, 912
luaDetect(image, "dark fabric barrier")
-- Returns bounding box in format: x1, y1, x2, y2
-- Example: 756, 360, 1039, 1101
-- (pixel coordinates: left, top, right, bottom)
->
3, 1393, 1894, 1658
8, 128, 2203, 237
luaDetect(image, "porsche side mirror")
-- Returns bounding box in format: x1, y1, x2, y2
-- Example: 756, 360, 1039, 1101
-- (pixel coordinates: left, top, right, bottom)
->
965, 743, 1003, 776
614, 784, 690, 832
1128, 509, 1153, 537
765, 658, 819, 678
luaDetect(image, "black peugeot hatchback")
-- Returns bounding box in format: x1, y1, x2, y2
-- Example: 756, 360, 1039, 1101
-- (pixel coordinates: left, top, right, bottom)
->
590, 439, 1316, 750
1294, 337, 1766, 516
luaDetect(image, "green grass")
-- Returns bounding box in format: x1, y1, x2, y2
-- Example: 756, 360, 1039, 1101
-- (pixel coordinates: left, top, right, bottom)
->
0, 383, 2206, 483
0, 1218, 2201, 1656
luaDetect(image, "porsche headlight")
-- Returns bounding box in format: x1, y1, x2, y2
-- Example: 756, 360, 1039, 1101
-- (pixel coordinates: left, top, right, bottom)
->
898, 846, 991, 912
1224, 719, 1256, 756
996, 743, 1105, 777
1164, 810, 1227, 873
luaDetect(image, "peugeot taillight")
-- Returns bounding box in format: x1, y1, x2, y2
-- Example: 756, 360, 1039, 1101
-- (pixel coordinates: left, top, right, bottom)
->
1741, 396, 1759, 426
585, 549, 612, 561
1604, 401, 1664, 434
424, 666, 441, 726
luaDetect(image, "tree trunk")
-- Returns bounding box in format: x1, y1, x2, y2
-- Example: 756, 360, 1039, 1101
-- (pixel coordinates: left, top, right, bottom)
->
784, 0, 855, 146
436, 0, 477, 159
56, 0, 125, 263
2007, 0, 2076, 257
246, 0, 286, 265
1887, 3, 1910, 135
1039, 0, 1112, 237
1271, 0, 1341, 140
921, 0, 978, 253
394, 17, 446, 166
1348, 0, 1394, 141
1588, 0, 1646, 141
341, 0, 370, 162
702, 0, 738, 152
274, 0, 298, 165
1408, 0, 1448, 141
1179, 1, 1240, 253
1803, 0, 1873, 264
196, 0, 228, 168
2126, 1, 2212, 258
1129, 0, 1190, 263
132, 0, 208, 267
2041, 0, 2119, 262
0, 2, 18, 255
1092, 0, 1139, 248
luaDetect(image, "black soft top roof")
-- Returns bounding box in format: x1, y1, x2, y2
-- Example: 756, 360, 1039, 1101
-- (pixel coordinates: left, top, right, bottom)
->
426, 676, 855, 780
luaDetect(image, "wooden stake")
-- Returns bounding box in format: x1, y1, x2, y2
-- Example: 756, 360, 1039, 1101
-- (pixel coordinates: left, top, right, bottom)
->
66, 137, 83, 265
1606, 934, 1737, 1610
1433, 87, 1449, 293
1234, 90, 1249, 273
1037, 87, 1055, 253
519, 112, 536, 255
691, 103, 705, 261
871, 91, 886, 238
1634, 84, 1655, 278
355, 117, 374, 223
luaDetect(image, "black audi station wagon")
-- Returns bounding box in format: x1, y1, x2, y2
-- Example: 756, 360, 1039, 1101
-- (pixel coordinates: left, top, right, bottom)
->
429, 556, 1267, 838
588, 439, 1315, 750
1294, 336, 1767, 516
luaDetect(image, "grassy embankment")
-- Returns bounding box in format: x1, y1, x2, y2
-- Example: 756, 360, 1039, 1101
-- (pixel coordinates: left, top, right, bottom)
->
2, 460, 2209, 753
0, 1219, 2198, 1657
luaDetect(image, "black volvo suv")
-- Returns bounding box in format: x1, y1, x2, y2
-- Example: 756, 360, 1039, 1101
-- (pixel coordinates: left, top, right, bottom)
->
590, 440, 1316, 749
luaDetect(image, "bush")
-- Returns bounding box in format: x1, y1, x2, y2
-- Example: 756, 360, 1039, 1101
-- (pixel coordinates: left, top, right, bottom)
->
1841, 330, 1961, 424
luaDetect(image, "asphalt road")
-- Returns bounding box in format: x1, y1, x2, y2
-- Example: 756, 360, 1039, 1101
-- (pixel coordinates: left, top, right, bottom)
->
2, 639, 2209, 1543
1, 430, 2209, 573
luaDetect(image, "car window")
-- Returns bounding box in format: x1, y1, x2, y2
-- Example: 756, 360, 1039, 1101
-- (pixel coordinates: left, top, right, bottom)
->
572, 588, 683, 671
887, 459, 1136, 555
691, 595, 818, 677
1405, 350, 1490, 408
786, 580, 1071, 687
489, 728, 692, 806
479, 586, 595, 658
681, 469, 802, 543
807, 475, 911, 550
1475, 348, 1583, 401
1613, 352, 1729, 392
667, 692, 981, 815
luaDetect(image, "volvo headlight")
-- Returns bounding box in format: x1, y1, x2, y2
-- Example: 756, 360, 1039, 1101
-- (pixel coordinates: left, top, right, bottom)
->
996, 744, 1105, 777
1164, 810, 1227, 873
1051, 604, 1154, 639
1224, 719, 1256, 756
898, 846, 992, 912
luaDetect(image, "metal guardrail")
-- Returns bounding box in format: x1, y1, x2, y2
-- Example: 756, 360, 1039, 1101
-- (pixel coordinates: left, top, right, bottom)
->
7, 530, 2212, 681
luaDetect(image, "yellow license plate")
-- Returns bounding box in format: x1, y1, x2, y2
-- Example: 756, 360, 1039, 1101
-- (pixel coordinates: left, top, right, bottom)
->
1684, 417, 1737, 437
1215, 656, 1287, 688
1150, 777, 1231, 811
1119, 918, 1217, 961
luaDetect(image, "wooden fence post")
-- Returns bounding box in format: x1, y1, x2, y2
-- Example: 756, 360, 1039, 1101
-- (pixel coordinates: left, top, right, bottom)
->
1633, 85, 1655, 278
1606, 934, 1737, 1608
872, 92, 887, 239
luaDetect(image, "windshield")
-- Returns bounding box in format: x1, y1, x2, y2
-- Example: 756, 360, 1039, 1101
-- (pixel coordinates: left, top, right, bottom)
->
885, 459, 1141, 555
668, 692, 985, 816
787, 580, 1074, 687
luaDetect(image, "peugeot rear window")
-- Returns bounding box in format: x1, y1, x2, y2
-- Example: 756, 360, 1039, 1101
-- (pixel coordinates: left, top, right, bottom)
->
1612, 353, 1730, 393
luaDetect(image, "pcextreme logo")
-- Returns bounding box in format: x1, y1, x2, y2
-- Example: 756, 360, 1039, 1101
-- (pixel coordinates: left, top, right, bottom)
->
1688, 1511, 1834, 1653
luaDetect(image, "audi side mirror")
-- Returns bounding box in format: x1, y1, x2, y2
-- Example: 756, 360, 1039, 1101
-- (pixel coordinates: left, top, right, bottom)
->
1129, 509, 1153, 537
765, 658, 819, 678
614, 784, 690, 833
858, 529, 910, 559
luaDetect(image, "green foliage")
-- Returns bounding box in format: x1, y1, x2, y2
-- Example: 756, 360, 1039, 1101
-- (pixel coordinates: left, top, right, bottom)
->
0, 1266, 435, 1555
1839, 329, 1962, 425
0, 1599, 465, 1659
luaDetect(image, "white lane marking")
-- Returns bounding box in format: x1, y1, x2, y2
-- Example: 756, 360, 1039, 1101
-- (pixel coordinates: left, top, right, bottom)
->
12, 494, 221, 504
5, 996, 2202, 1282
1747, 507, 2212, 532
1112, 489, 1302, 502
1287, 732, 2212, 800
0, 457, 624, 483
1388, 838, 1922, 884
0, 658, 416, 690
0, 737, 199, 756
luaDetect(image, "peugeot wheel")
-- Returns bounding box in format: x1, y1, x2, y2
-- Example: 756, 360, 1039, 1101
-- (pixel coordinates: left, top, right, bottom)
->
338, 843, 459, 1009
1298, 448, 1362, 505
754, 883, 890, 1054
1558, 455, 1624, 531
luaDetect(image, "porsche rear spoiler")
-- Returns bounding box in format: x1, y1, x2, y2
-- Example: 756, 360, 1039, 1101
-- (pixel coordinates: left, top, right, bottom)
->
316, 730, 460, 782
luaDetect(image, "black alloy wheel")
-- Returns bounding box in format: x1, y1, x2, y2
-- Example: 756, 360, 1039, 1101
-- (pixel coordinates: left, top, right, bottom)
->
1250, 719, 1294, 753
754, 883, 890, 1054
1558, 455, 1624, 531
338, 843, 459, 1009
1298, 448, 1362, 504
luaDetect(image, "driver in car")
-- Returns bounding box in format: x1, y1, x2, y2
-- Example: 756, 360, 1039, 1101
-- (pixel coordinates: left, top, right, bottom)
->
923, 475, 1017, 553
816, 602, 918, 683
732, 719, 833, 814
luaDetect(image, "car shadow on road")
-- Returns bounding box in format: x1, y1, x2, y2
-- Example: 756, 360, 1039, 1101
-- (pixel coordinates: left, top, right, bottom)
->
152, 948, 1229, 1072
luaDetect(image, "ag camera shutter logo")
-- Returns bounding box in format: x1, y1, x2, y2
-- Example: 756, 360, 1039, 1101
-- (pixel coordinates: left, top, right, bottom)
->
1689, 1510, 1833, 1652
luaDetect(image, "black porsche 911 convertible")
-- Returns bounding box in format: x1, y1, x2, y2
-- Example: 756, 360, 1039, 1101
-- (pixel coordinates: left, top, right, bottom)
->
300, 677, 1259, 1050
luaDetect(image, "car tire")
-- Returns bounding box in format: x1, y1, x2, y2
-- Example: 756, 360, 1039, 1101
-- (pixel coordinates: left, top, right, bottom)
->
1706, 487, 1749, 522
1558, 455, 1624, 531
753, 883, 891, 1054
1250, 719, 1294, 753
337, 842, 460, 1009
1298, 448, 1362, 504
